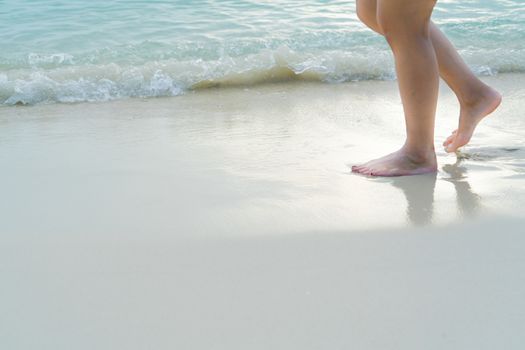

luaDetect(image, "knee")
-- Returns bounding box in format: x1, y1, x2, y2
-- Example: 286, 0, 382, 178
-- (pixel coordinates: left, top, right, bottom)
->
377, 14, 430, 46
356, 1, 383, 34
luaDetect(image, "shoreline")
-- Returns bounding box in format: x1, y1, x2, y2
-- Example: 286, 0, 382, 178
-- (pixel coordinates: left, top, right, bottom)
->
1, 73, 524, 235
2, 71, 524, 110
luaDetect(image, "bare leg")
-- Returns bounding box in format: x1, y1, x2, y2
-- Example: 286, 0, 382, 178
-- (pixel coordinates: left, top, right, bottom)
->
431, 25, 502, 152
352, 0, 438, 176
355, 0, 502, 153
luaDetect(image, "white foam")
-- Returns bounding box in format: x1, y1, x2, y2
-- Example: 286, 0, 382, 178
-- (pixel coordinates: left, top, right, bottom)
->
1, 45, 523, 105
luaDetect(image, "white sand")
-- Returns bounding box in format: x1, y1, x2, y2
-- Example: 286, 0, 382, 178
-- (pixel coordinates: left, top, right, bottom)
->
1, 74, 524, 348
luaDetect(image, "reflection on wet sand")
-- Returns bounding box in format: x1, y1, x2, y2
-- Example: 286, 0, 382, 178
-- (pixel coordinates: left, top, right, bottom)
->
386, 158, 481, 226
442, 158, 482, 219
390, 173, 437, 226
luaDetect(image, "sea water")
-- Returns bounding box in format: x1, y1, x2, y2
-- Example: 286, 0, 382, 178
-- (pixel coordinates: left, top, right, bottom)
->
0, 0, 523, 105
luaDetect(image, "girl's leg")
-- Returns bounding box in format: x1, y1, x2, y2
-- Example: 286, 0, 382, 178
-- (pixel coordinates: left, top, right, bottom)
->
434, 22, 502, 152
352, 0, 439, 176
355, 0, 501, 153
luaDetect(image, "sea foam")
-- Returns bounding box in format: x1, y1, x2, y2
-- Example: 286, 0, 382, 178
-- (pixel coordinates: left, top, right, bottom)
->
2, 45, 524, 106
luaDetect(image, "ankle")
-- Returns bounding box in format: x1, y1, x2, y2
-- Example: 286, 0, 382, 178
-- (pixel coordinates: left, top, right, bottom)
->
401, 144, 436, 163
458, 82, 493, 108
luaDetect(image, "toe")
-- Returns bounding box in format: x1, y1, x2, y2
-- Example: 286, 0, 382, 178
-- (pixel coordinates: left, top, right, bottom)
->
444, 134, 455, 146
445, 142, 457, 153
443, 130, 458, 147
360, 167, 372, 175
352, 165, 365, 173
352, 165, 364, 174
446, 133, 469, 152
370, 170, 390, 177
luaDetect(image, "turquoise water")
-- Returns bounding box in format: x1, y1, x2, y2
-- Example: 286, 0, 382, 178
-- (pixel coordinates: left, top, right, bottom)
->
0, 0, 524, 105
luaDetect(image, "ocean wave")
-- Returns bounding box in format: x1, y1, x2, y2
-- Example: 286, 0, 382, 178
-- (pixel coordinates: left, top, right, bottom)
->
0, 69, 183, 105
1, 45, 524, 106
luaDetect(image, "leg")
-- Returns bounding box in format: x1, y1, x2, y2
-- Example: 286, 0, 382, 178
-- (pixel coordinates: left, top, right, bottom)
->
356, 0, 501, 153
352, 0, 439, 176
430, 25, 502, 152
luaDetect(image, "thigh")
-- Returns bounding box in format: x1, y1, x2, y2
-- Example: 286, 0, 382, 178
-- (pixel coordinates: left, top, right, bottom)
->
377, 0, 436, 31
356, 0, 381, 32
356, 0, 378, 20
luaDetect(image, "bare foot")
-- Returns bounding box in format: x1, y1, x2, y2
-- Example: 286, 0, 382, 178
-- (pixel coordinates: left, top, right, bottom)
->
443, 85, 502, 153
352, 147, 437, 177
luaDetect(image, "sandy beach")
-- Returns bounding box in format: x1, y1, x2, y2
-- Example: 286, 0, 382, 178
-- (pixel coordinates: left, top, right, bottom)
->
1, 74, 525, 348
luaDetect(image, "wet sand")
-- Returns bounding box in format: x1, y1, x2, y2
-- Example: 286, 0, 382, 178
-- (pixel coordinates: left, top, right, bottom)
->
1, 74, 524, 348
